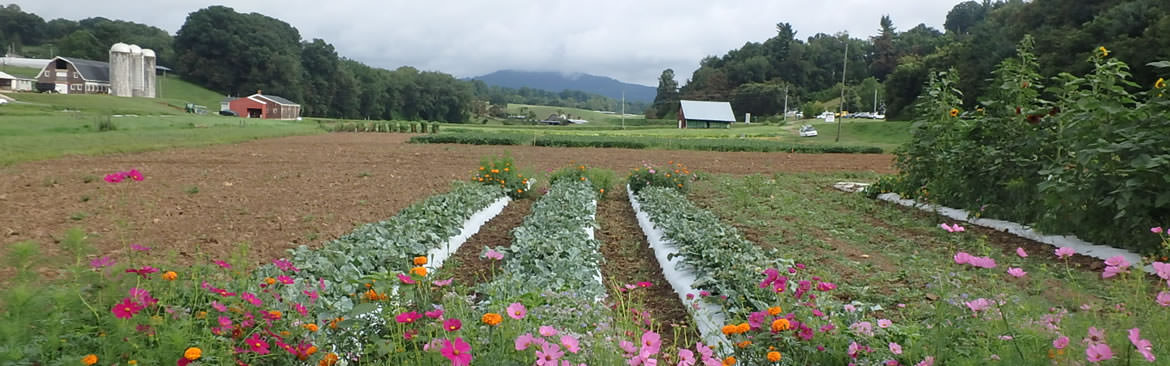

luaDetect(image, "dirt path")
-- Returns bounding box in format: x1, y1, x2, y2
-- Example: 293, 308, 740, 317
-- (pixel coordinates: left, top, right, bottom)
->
446, 199, 532, 289
597, 187, 699, 350
0, 133, 893, 279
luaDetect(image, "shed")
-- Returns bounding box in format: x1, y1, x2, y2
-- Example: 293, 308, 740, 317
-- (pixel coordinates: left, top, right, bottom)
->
228, 92, 302, 120
678, 100, 736, 129
35, 57, 111, 94
0, 71, 34, 92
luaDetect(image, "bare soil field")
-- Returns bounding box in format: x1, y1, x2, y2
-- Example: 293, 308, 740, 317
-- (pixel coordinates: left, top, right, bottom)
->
0, 133, 893, 279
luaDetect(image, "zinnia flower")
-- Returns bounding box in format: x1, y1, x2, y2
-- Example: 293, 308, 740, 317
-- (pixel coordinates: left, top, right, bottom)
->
767, 351, 781, 362
481, 313, 502, 326
440, 338, 473, 366
245, 333, 270, 354
81, 354, 98, 365
410, 266, 428, 277
161, 271, 178, 281
183, 347, 202, 360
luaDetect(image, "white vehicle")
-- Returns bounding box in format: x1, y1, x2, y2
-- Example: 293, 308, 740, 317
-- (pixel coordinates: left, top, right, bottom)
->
799, 125, 818, 137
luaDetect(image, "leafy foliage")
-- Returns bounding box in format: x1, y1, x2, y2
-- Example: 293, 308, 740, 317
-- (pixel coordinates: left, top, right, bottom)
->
472, 155, 531, 198
411, 132, 884, 153
627, 161, 697, 194
548, 165, 616, 197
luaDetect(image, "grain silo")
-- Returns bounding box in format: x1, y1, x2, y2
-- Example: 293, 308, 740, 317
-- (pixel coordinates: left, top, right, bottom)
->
128, 44, 144, 97
142, 48, 156, 98
108, 43, 132, 97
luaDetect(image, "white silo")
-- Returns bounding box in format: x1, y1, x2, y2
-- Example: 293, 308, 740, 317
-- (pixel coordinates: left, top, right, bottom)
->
108, 43, 132, 97
128, 44, 144, 97
142, 48, 156, 98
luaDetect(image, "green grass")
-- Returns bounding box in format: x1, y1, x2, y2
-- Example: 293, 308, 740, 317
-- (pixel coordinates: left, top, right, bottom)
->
158, 74, 227, 109
0, 66, 42, 79
410, 131, 885, 153
507, 103, 645, 124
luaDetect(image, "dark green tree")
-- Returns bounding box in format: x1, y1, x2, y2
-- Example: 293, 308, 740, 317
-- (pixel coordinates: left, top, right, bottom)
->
652, 68, 680, 118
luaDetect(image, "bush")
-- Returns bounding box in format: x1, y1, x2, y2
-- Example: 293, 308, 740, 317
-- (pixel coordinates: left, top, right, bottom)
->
549, 165, 617, 198
627, 161, 698, 194
409, 132, 884, 154
472, 154, 531, 198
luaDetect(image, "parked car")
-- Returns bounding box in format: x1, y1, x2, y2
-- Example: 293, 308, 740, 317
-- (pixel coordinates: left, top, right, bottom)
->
799, 125, 818, 137
219, 110, 239, 116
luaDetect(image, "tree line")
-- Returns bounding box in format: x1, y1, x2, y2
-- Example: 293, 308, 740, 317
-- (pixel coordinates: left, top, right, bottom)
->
653, 0, 1170, 121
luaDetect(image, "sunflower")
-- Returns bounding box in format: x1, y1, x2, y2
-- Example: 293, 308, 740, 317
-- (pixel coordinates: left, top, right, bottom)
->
949, 108, 959, 117
1098, 46, 1109, 57
1156, 78, 1166, 89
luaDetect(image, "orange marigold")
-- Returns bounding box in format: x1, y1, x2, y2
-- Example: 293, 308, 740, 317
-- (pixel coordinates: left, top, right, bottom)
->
767, 306, 783, 316
482, 312, 503, 326
329, 317, 344, 329
767, 351, 782, 362
304, 323, 319, 332
183, 347, 202, 361
413, 256, 428, 266
265, 277, 277, 286
721, 324, 737, 335
161, 271, 178, 281
722, 356, 737, 366
736, 323, 750, 334
736, 340, 752, 348
319, 352, 340, 366
81, 354, 98, 365
771, 318, 791, 332
411, 266, 428, 277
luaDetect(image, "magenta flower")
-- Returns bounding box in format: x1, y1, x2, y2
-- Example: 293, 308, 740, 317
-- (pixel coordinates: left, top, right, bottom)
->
1053, 336, 1069, 349
965, 298, 993, 313
1157, 291, 1170, 307
1152, 262, 1170, 280
515, 333, 537, 351
425, 309, 445, 319
218, 316, 233, 329
245, 333, 270, 354
816, 282, 837, 291
111, 297, 144, 319
1055, 247, 1076, 258
889, 342, 903, 355
484, 249, 504, 260
293, 302, 308, 317
443, 318, 462, 332
126, 169, 144, 181
396, 311, 422, 324
398, 273, 416, 284
941, 223, 966, 232
89, 256, 115, 268
213, 259, 232, 269
211, 301, 228, 312
535, 342, 563, 366
131, 244, 151, 251
432, 278, 454, 287
104, 173, 124, 183
1128, 328, 1156, 362
125, 266, 159, 278
1085, 343, 1113, 363
276, 275, 294, 285
560, 335, 579, 354
1007, 267, 1027, 278
1016, 247, 1027, 257
916, 357, 935, 366
129, 288, 157, 306
273, 259, 300, 272
240, 292, 262, 307
877, 319, 892, 328
539, 325, 558, 337
440, 338, 472, 366
637, 281, 653, 288
507, 302, 527, 320
640, 330, 662, 356
1152, 227, 1164, 234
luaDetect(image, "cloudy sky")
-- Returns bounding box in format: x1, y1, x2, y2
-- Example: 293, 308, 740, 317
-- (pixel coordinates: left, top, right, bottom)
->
16, 1, 962, 86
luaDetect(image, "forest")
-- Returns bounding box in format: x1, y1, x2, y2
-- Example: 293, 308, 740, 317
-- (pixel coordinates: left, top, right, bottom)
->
653, 0, 1170, 121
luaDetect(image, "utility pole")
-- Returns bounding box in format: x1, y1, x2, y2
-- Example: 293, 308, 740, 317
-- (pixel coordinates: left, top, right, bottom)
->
873, 88, 878, 114
621, 89, 625, 129
836, 40, 848, 143
783, 86, 789, 122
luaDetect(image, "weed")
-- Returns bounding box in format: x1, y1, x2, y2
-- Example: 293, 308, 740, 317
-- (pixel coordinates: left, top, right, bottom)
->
184, 185, 200, 195
358, 171, 372, 178
81, 175, 97, 183
69, 212, 87, 221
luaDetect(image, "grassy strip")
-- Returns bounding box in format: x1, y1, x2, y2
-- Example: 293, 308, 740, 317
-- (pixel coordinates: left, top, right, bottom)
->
411, 132, 885, 154
482, 179, 604, 301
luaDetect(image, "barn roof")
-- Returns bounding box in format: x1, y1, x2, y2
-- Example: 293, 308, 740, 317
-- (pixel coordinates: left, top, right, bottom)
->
680, 100, 735, 122
54, 57, 110, 82
251, 93, 299, 106
0, 71, 33, 80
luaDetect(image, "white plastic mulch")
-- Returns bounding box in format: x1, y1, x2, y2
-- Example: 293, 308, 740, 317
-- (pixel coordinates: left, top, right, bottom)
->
626, 185, 731, 348
833, 182, 1153, 274
424, 195, 512, 271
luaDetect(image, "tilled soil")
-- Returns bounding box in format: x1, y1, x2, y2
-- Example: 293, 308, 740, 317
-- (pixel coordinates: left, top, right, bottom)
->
447, 199, 532, 288
0, 133, 893, 280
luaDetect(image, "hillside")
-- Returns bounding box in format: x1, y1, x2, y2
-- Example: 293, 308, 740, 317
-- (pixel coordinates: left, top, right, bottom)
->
472, 70, 656, 103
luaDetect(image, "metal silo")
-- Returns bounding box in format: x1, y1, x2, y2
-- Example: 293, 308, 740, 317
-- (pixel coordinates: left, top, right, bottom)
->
142, 48, 156, 98
108, 42, 132, 97
128, 44, 144, 97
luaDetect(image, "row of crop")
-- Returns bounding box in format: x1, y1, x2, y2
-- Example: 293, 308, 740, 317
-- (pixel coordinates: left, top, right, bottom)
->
323, 120, 440, 133
410, 132, 885, 153
480, 179, 605, 301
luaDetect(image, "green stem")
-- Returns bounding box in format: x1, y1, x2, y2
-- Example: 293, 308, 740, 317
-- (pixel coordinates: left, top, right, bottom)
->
995, 301, 1026, 362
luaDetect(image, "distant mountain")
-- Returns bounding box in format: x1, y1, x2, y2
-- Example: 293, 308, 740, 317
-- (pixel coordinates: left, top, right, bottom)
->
470, 70, 657, 103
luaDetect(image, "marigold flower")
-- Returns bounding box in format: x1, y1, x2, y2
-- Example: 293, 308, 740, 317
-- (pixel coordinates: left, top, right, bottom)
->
949, 108, 959, 117
411, 266, 428, 277
767, 351, 782, 362
767, 306, 783, 316
304, 323, 319, 332
736, 340, 752, 348
162, 271, 178, 281
81, 354, 98, 365
413, 256, 428, 266
1156, 78, 1166, 89
128, 360, 137, 365
723, 356, 737, 365
329, 317, 344, 329
183, 347, 202, 361
721, 324, 737, 335
319, 353, 339, 366
482, 312, 503, 326
265, 277, 277, 286
771, 318, 791, 332
736, 323, 750, 334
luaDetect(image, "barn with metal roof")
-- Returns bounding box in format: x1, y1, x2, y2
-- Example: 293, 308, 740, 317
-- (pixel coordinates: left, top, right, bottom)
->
34, 56, 111, 94
678, 100, 736, 128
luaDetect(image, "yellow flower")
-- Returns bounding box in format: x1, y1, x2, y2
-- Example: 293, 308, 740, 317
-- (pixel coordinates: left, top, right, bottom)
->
767, 306, 782, 316
184, 347, 202, 361
128, 361, 137, 365
1156, 78, 1166, 89
161, 271, 178, 281
767, 351, 782, 362
413, 256, 428, 266
949, 108, 959, 117
1098, 46, 1109, 57
411, 266, 428, 277
81, 354, 98, 365
481, 312, 502, 326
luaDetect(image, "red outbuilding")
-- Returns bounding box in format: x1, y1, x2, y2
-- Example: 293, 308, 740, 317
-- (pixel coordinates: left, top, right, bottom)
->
227, 91, 302, 120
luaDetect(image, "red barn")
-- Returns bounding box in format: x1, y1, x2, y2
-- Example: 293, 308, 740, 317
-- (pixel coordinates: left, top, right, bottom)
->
227, 92, 302, 120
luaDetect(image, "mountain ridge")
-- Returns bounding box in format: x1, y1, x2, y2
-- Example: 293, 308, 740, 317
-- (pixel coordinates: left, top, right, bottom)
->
469, 70, 657, 103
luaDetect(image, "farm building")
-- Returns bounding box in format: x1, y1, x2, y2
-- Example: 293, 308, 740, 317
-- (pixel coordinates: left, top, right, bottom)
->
109, 43, 157, 98
227, 92, 302, 120
0, 71, 34, 92
678, 100, 736, 129
35, 57, 111, 94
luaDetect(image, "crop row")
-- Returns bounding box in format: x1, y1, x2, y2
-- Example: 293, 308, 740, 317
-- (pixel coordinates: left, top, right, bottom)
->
410, 132, 885, 153
482, 179, 605, 301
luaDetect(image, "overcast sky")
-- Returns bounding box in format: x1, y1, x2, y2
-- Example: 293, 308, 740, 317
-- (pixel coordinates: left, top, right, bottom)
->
15, 1, 962, 86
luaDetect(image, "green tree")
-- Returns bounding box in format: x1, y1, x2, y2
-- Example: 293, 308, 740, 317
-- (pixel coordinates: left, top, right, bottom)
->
870, 15, 898, 81
652, 68, 680, 118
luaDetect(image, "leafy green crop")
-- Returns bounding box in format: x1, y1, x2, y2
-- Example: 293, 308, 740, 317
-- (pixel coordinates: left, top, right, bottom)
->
410, 132, 884, 154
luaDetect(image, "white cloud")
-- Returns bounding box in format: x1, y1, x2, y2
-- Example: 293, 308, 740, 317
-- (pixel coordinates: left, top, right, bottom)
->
14, 0, 961, 85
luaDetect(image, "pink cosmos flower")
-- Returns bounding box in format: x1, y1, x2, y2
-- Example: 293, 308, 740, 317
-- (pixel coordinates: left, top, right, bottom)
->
240, 292, 262, 307
246, 333, 270, 354
1086, 343, 1113, 363
515, 333, 537, 351
396, 311, 422, 324
212, 301, 228, 312
1085, 327, 1106, 344
916, 356, 935, 366
535, 342, 564, 366
1157, 291, 1170, 307
844, 304, 857, 312
1152, 262, 1170, 280
1105, 256, 1131, 267
484, 249, 504, 260
218, 316, 233, 329
111, 297, 144, 319
1128, 328, 1156, 362
507, 302, 527, 320
848, 341, 863, 359
273, 259, 299, 272
560, 335, 579, 353
876, 319, 892, 328
539, 325, 558, 337
441, 338, 472, 366
850, 321, 874, 337
1007, 268, 1027, 278
129, 288, 157, 306
125, 266, 159, 278
89, 256, 115, 268
966, 298, 993, 313
433, 278, 454, 287
131, 244, 151, 251
954, 252, 973, 264
1152, 227, 1164, 234
889, 342, 903, 355
677, 349, 695, 366
214, 259, 232, 269
1055, 247, 1076, 258
1016, 247, 1027, 257
619, 341, 637, 356
398, 273, 416, 284
425, 309, 444, 319
640, 331, 662, 356
443, 318, 462, 332
1053, 336, 1069, 349
970, 256, 997, 269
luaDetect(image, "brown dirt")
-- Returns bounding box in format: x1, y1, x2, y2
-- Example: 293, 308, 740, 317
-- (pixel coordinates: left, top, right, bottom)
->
0, 133, 894, 280
446, 199, 532, 288
597, 186, 699, 350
